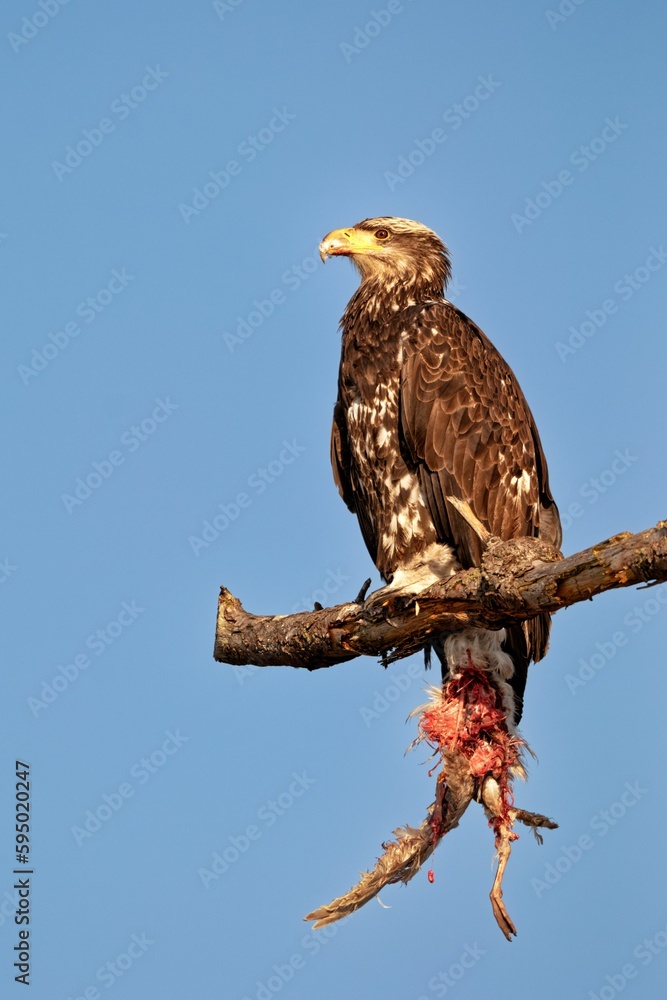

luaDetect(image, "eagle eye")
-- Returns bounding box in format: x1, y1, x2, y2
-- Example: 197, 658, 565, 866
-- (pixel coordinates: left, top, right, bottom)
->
374, 228, 390, 240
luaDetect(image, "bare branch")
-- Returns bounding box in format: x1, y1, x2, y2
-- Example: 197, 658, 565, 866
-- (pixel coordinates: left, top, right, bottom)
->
213, 520, 667, 670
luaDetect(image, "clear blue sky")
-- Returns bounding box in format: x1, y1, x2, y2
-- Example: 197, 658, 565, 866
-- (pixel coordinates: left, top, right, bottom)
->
3, 1, 667, 997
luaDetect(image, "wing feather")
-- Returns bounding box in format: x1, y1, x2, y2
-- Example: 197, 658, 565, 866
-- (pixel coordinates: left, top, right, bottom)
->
400, 301, 559, 553
399, 301, 561, 692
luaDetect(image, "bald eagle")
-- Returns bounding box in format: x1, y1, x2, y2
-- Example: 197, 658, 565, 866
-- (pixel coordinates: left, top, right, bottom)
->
320, 217, 561, 724
306, 218, 561, 937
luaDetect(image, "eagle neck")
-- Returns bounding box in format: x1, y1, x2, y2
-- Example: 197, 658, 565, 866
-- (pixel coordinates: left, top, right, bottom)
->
342, 274, 444, 330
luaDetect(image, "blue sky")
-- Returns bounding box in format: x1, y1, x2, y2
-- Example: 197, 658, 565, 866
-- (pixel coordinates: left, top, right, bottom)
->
3, 1, 667, 997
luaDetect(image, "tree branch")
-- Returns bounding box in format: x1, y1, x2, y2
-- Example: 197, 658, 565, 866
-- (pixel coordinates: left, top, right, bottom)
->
213, 520, 667, 670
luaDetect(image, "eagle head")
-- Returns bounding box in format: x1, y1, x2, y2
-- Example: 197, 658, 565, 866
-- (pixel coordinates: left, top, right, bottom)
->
319, 217, 451, 291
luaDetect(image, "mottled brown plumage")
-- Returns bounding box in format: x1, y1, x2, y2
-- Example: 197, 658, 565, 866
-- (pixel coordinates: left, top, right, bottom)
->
322, 217, 561, 721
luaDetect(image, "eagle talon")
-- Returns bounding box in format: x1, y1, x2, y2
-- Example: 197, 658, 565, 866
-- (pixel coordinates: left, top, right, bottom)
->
354, 578, 372, 604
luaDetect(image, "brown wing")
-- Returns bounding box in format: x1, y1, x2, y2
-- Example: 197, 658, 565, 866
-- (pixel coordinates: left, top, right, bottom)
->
400, 301, 560, 563
399, 301, 561, 713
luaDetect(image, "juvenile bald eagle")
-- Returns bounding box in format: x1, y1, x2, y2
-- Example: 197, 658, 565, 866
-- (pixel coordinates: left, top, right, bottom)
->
320, 217, 561, 724
306, 218, 561, 938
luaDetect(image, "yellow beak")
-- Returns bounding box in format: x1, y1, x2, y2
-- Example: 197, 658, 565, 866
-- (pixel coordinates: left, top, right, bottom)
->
319, 227, 379, 262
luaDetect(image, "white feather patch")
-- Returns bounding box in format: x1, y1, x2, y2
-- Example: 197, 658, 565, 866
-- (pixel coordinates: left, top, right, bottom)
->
444, 628, 517, 729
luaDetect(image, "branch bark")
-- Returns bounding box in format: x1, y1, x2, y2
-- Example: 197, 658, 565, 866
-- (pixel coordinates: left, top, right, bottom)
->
213, 520, 667, 670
